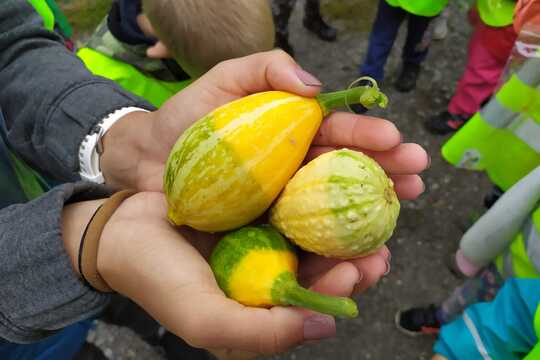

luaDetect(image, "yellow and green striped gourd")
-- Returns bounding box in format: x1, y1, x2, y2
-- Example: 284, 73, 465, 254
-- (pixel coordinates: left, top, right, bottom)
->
210, 225, 358, 318
164, 83, 387, 232
270, 149, 400, 258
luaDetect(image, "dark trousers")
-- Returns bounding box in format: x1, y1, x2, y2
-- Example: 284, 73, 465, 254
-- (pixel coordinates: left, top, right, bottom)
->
273, 0, 320, 36
360, 0, 435, 82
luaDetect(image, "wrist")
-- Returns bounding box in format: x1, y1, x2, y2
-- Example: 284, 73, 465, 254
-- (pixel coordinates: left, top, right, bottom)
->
99, 111, 155, 189
62, 199, 108, 277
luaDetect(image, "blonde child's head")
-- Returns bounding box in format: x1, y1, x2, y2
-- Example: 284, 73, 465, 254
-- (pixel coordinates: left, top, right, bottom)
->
140, 0, 275, 77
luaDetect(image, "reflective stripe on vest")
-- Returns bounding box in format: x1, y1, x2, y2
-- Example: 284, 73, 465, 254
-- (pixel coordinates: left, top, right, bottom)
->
496, 207, 540, 278
385, 0, 448, 17
442, 57, 540, 191
28, 0, 55, 31
463, 312, 492, 360
77, 48, 192, 108
477, 0, 515, 27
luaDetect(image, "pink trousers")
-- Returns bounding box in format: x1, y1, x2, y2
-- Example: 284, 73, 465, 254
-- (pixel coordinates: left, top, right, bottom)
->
448, 23, 516, 116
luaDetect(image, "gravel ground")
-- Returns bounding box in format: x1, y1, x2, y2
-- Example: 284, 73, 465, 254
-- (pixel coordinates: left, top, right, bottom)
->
87, 1, 492, 359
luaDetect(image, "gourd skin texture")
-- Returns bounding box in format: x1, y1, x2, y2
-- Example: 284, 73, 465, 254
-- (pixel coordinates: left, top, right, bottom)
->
165, 91, 322, 232
270, 149, 400, 259
210, 226, 358, 318
210, 225, 297, 307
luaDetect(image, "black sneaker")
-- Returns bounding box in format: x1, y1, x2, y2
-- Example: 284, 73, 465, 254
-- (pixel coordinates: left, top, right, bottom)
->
395, 305, 441, 336
483, 185, 504, 209
303, 2, 337, 42
424, 111, 470, 135
275, 32, 295, 57
394, 63, 420, 93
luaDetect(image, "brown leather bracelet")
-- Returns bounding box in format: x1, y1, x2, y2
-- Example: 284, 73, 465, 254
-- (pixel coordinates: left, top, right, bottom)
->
78, 190, 136, 292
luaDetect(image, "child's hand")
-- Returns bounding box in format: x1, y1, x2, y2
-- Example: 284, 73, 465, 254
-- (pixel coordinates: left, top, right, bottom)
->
94, 192, 390, 356
100, 50, 427, 198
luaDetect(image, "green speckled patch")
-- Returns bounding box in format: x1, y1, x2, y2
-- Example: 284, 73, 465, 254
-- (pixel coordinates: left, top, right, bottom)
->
210, 225, 294, 295
164, 114, 215, 196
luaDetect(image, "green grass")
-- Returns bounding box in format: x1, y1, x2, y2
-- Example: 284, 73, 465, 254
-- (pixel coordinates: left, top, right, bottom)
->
57, 0, 112, 39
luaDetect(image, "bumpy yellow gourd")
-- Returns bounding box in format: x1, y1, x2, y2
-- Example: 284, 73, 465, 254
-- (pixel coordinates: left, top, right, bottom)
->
270, 149, 400, 258
165, 84, 387, 232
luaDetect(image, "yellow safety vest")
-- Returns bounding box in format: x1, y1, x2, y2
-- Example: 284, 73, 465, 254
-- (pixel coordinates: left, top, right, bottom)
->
477, 0, 516, 27
442, 55, 540, 192
28, 0, 55, 31
495, 205, 540, 279
78, 48, 192, 108
385, 0, 448, 17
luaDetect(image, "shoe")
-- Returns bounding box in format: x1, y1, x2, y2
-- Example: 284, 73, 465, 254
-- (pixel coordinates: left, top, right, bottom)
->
303, 13, 337, 42
483, 185, 504, 209
73, 342, 108, 360
424, 111, 470, 135
394, 63, 420, 93
395, 305, 441, 336
275, 32, 295, 57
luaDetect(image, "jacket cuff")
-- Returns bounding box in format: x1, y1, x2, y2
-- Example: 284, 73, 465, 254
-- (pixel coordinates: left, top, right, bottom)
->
44, 80, 155, 181
0, 182, 113, 343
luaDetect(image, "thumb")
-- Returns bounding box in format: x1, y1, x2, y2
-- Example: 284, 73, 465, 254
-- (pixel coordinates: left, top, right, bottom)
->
208, 49, 323, 97
171, 291, 335, 355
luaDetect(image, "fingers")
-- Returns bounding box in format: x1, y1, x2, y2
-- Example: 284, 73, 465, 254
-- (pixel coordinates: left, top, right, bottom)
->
360, 143, 429, 174
308, 261, 360, 297
175, 292, 320, 354
312, 112, 401, 151
306, 143, 429, 175
391, 174, 425, 200
348, 247, 390, 294
211, 50, 322, 98
298, 247, 390, 292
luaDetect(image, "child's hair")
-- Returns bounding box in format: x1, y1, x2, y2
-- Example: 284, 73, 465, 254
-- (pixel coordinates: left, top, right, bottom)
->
142, 0, 275, 76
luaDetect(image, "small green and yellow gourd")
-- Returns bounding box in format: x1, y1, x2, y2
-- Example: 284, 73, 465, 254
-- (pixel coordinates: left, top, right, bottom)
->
210, 225, 359, 318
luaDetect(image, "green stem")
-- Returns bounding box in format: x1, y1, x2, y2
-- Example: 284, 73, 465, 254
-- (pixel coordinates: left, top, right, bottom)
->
274, 273, 358, 318
315, 83, 388, 116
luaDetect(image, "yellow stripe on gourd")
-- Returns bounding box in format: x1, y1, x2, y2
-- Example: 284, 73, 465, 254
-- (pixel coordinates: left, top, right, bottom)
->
213, 92, 323, 200
227, 249, 297, 307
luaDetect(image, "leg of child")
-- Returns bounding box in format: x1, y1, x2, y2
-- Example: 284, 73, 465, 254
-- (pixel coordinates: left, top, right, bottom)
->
401, 12, 434, 69
303, 0, 337, 42
437, 264, 504, 324
432, 355, 447, 360
359, 0, 406, 82
447, 12, 516, 117
272, 0, 297, 54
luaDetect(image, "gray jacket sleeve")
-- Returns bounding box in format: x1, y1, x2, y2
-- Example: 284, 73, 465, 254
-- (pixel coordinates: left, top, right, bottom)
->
0, 0, 157, 343
0, 182, 112, 343
460, 166, 540, 266
0, 0, 155, 181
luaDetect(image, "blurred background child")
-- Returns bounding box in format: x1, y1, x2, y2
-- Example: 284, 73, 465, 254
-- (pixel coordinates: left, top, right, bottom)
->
78, 0, 275, 107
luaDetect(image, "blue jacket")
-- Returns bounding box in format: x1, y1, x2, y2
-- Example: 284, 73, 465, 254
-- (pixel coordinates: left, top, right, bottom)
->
434, 278, 540, 360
